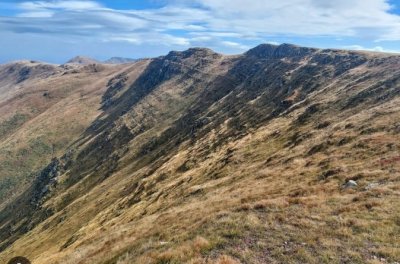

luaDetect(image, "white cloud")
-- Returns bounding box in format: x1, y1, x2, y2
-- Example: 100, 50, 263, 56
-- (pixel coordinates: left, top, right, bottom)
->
221, 41, 250, 50
266, 41, 280, 46
189, 0, 400, 40
1, 0, 400, 61
16, 10, 54, 17
18, 1, 102, 11
10, 0, 400, 42
93, 11, 148, 30
343, 45, 400, 53
104, 33, 190, 46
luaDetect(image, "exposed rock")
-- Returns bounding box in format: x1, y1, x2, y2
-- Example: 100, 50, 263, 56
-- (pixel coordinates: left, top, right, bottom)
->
101, 72, 129, 109
30, 158, 63, 207
246, 43, 317, 59
17, 66, 31, 83
365, 182, 380, 190
343, 180, 358, 189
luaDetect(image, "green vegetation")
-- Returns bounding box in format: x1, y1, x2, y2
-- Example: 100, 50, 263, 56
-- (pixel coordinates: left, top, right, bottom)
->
0, 113, 28, 139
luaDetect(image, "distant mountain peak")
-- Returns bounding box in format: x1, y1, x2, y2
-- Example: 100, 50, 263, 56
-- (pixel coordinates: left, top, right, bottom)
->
66, 56, 100, 65
104, 57, 138, 64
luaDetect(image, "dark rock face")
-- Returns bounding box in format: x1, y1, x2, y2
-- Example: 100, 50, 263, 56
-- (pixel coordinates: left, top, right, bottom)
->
30, 158, 61, 207
101, 72, 129, 110
0, 155, 69, 251
311, 51, 367, 76
28, 150, 74, 207
344, 75, 400, 109
166, 47, 220, 60
17, 66, 31, 83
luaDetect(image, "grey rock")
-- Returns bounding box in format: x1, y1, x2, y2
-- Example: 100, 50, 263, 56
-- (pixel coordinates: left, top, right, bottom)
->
343, 180, 358, 189
365, 182, 380, 190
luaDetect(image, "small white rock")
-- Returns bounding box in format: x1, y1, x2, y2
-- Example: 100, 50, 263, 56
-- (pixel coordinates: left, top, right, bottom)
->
344, 180, 358, 189
365, 182, 379, 190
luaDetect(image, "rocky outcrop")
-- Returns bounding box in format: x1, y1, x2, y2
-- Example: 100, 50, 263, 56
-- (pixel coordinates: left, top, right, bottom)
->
0, 151, 73, 251
245, 43, 317, 59
101, 72, 129, 110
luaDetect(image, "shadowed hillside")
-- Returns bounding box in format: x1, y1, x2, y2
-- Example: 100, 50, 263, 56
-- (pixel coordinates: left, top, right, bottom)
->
0, 44, 399, 264
0, 60, 144, 205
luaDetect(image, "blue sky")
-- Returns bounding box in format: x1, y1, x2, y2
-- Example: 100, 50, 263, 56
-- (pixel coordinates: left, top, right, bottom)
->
0, 0, 399, 63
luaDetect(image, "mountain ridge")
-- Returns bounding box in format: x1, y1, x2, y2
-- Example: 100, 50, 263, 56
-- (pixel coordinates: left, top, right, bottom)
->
2, 43, 399, 67
104, 57, 139, 64
0, 43, 399, 263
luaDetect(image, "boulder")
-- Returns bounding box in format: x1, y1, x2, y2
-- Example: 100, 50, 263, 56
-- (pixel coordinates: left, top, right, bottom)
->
343, 180, 358, 189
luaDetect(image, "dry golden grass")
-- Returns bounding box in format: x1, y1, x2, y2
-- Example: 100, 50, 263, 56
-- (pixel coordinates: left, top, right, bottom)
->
0, 61, 149, 206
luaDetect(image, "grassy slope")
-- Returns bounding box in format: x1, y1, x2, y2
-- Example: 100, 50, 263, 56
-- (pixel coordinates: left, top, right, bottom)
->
0, 61, 138, 205
0, 46, 399, 264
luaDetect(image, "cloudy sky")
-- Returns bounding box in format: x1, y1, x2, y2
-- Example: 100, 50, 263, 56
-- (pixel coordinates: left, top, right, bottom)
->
0, 0, 399, 63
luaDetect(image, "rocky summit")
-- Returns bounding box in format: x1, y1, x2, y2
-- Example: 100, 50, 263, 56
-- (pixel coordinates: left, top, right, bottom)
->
0, 43, 399, 263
